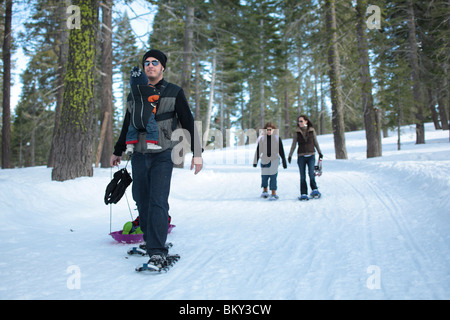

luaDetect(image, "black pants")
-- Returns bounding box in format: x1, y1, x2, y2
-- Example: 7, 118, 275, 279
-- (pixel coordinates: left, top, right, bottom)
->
131, 150, 173, 257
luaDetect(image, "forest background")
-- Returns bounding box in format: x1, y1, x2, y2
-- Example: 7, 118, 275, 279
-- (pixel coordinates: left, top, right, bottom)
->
0, 0, 448, 181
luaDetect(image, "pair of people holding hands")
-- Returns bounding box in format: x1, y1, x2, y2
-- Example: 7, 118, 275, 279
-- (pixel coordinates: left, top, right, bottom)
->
253, 116, 323, 201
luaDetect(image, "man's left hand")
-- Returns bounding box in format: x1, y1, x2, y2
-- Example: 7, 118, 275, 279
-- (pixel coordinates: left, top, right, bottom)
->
191, 157, 203, 175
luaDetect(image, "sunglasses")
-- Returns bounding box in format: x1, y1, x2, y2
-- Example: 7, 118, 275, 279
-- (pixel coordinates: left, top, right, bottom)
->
144, 60, 160, 67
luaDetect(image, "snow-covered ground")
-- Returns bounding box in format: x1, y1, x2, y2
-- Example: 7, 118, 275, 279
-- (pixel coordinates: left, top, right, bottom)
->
1, 123, 449, 300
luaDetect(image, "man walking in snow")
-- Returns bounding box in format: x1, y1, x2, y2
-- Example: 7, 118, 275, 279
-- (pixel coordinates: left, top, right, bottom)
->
110, 49, 203, 271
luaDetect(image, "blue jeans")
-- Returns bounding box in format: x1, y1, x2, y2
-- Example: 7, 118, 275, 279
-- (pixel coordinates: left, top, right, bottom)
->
297, 155, 317, 195
131, 150, 173, 257
126, 113, 159, 145
261, 162, 278, 191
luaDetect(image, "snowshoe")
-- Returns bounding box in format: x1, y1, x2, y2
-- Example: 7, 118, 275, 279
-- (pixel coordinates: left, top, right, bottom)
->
310, 189, 321, 199
298, 194, 309, 201
127, 242, 173, 257
260, 191, 269, 199
138, 254, 166, 272
127, 246, 147, 256
135, 254, 180, 273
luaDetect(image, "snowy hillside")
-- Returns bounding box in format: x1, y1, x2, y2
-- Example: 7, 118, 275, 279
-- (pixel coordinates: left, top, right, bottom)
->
0, 123, 449, 300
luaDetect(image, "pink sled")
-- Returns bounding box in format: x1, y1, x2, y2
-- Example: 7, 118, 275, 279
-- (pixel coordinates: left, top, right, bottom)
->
110, 224, 176, 244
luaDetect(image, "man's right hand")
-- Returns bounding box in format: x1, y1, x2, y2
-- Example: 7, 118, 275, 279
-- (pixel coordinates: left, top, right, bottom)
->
110, 155, 121, 167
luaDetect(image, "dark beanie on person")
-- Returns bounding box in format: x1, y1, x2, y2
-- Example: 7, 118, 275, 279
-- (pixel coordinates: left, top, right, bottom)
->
142, 49, 167, 70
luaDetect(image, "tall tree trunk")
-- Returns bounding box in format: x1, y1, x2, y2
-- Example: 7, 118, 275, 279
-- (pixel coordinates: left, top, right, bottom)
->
176, 4, 194, 168
194, 57, 201, 121
325, 0, 347, 159
2, 0, 13, 169
203, 49, 217, 149
48, 2, 69, 168
220, 81, 224, 135
259, 18, 265, 128
313, 66, 319, 126
436, 67, 449, 130
406, 0, 425, 144
52, 0, 98, 181
100, 0, 113, 168
283, 59, 290, 139
181, 4, 194, 100
297, 46, 303, 115
397, 84, 403, 150
428, 88, 441, 130
356, 0, 382, 158
30, 127, 36, 167
319, 73, 326, 135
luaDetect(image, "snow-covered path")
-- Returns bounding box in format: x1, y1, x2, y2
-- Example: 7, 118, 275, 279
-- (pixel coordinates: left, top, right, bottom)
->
0, 124, 449, 299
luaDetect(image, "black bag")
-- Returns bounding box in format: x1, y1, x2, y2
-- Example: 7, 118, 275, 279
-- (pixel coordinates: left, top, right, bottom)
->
104, 168, 132, 205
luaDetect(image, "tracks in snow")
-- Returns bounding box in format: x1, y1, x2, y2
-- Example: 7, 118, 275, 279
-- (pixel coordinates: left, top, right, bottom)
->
325, 164, 441, 298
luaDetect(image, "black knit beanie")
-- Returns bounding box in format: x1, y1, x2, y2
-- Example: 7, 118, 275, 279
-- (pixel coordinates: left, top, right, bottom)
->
142, 49, 167, 70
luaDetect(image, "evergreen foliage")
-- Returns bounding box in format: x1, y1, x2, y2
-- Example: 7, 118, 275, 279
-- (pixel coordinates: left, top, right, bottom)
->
2, 0, 448, 171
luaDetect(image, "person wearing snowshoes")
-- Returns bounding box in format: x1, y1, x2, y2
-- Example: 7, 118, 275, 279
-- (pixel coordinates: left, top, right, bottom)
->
110, 49, 203, 272
288, 115, 323, 201
253, 122, 287, 201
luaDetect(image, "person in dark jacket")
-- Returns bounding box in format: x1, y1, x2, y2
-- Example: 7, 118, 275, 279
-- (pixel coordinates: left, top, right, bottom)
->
110, 49, 203, 271
288, 115, 323, 201
253, 122, 287, 200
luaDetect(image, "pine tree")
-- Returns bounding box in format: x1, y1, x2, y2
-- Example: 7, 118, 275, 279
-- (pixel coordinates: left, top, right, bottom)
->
406, 0, 425, 144
52, 0, 99, 181
48, 1, 70, 168
2, 0, 13, 169
324, 0, 347, 159
355, 0, 382, 157
98, 0, 113, 168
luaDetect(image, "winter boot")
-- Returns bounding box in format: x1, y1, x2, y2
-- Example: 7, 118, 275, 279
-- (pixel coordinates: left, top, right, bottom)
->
310, 189, 321, 199
299, 194, 309, 201
145, 254, 167, 271
269, 190, 279, 201
261, 188, 269, 199
269, 194, 279, 201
